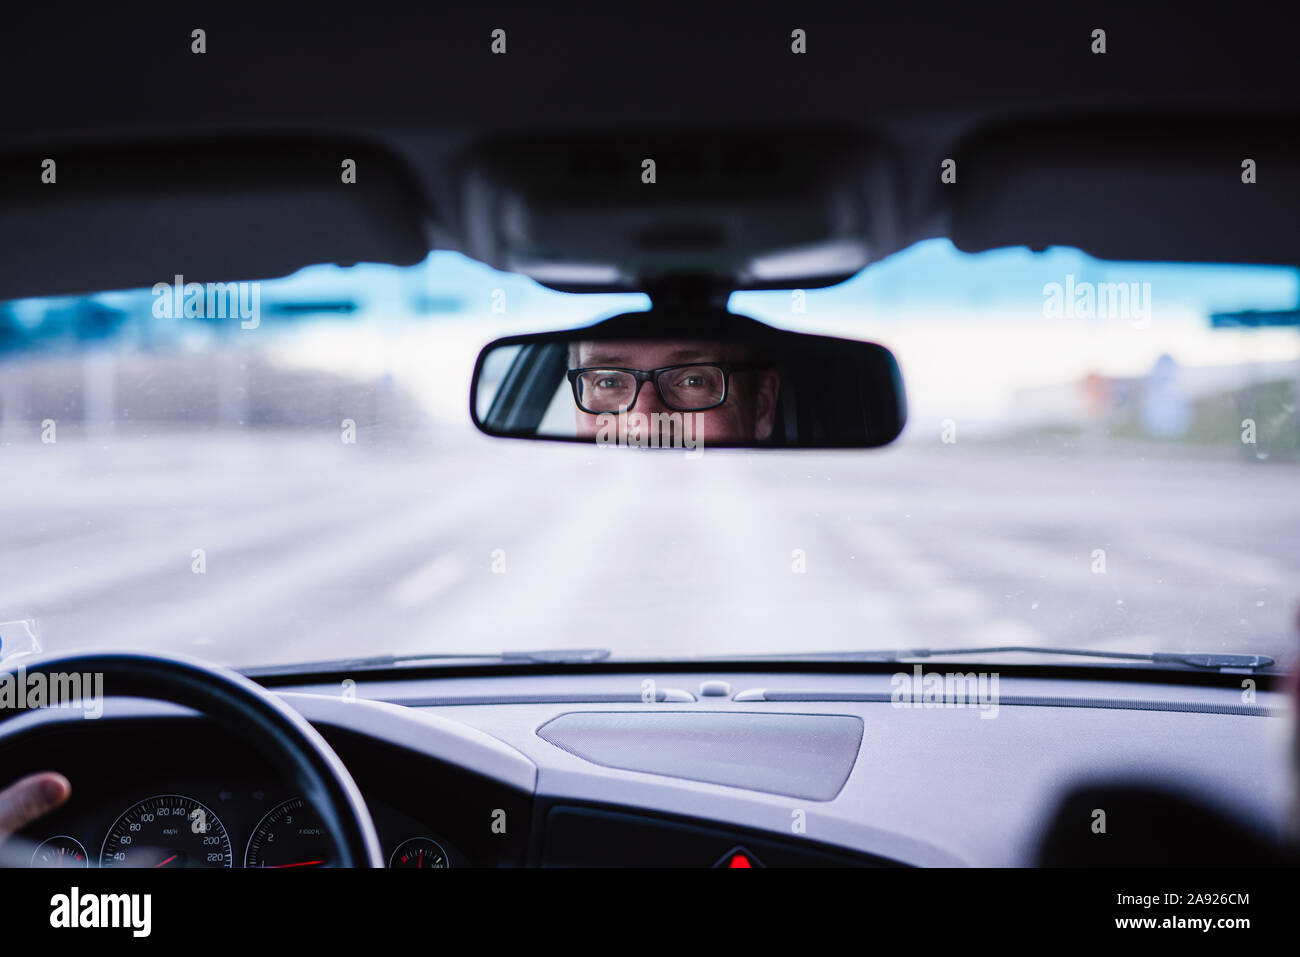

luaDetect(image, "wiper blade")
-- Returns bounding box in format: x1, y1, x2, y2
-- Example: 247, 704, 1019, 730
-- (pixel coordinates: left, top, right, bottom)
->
733, 646, 1277, 672
243, 648, 611, 678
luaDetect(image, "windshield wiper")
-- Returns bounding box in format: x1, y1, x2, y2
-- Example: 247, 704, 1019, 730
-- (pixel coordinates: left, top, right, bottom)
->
242, 648, 611, 678
243, 645, 1278, 678
729, 646, 1278, 672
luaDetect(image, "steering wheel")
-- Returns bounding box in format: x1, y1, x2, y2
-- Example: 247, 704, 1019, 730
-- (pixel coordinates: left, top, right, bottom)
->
0, 651, 384, 868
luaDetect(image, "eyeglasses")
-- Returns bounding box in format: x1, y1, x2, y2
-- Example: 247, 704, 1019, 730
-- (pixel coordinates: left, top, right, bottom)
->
566, 362, 759, 414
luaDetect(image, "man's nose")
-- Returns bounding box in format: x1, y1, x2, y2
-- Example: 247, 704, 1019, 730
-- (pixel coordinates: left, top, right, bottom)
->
631, 379, 669, 415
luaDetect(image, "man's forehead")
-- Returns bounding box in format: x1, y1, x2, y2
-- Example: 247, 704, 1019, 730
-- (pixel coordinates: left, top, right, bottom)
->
577, 338, 743, 365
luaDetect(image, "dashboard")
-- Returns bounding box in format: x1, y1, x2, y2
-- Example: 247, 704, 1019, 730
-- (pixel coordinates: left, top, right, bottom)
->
2, 715, 531, 869
1, 668, 1291, 867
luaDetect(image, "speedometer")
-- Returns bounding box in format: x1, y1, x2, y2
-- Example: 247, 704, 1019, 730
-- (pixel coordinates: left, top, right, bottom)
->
100, 795, 232, 868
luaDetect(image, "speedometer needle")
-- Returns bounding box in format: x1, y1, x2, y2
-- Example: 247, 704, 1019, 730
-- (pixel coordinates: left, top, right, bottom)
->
153, 854, 179, 868
265, 860, 324, 869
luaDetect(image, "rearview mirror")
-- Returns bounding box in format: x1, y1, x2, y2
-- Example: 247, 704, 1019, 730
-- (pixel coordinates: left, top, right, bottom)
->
470, 309, 906, 450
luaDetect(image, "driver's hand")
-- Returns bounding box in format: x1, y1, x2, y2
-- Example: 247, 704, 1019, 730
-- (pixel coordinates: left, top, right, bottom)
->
0, 772, 71, 844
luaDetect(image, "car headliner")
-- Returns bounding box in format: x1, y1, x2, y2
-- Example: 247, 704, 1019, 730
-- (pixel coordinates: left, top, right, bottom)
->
2, 2, 1298, 299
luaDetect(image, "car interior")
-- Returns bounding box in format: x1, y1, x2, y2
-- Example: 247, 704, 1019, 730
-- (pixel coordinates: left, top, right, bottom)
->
1, 3, 1298, 884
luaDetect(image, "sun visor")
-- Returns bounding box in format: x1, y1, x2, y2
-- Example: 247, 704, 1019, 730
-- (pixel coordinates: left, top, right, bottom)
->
0, 140, 429, 301
950, 117, 1300, 265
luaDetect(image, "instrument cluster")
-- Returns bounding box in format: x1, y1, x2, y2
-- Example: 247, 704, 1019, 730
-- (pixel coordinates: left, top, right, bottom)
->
27, 786, 457, 869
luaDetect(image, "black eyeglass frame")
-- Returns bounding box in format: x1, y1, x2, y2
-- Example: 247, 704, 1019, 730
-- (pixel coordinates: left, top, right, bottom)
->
566, 362, 762, 414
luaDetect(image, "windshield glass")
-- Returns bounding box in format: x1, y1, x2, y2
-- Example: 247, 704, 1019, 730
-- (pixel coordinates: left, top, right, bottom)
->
2, 241, 1297, 669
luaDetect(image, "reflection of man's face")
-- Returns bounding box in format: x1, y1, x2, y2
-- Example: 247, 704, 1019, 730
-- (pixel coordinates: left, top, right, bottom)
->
571, 339, 779, 445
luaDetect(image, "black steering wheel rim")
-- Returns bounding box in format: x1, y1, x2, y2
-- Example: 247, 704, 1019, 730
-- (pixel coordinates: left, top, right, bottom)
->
0, 651, 384, 868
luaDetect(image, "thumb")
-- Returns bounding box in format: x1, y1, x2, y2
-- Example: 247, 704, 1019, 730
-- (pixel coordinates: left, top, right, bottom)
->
0, 773, 71, 842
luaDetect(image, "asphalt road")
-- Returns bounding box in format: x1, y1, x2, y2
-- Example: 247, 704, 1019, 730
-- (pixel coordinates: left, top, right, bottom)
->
2, 428, 1297, 669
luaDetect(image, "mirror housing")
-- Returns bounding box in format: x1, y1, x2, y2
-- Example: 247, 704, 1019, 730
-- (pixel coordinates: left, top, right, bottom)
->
471, 309, 906, 450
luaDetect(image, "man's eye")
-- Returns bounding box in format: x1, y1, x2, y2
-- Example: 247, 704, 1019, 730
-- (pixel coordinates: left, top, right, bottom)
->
594, 377, 621, 389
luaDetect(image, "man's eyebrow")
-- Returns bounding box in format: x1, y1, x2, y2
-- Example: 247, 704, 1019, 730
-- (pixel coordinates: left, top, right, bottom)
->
662, 348, 718, 362
581, 347, 721, 366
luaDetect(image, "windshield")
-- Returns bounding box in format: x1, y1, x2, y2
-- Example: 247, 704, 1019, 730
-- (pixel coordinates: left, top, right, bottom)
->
2, 241, 1297, 670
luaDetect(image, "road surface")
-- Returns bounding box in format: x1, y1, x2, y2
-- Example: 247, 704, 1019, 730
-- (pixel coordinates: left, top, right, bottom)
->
2, 428, 1297, 670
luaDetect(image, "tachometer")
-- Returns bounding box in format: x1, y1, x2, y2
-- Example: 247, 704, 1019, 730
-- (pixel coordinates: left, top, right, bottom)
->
244, 797, 333, 869
100, 795, 232, 868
